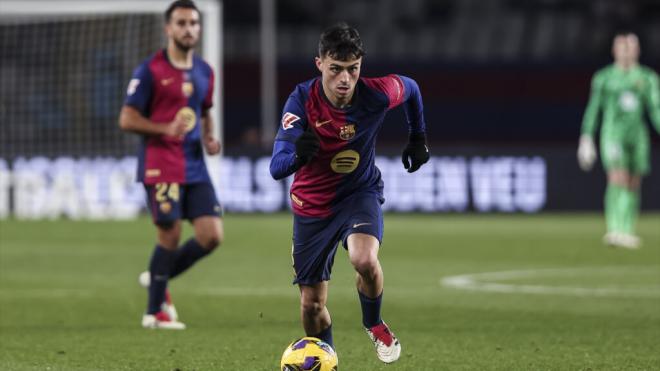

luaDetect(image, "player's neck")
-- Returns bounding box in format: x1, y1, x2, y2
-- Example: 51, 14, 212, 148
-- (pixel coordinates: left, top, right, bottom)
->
321, 83, 354, 109
615, 61, 638, 71
166, 43, 194, 69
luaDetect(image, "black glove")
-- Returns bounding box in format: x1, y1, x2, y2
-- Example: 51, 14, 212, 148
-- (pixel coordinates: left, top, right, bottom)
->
294, 127, 320, 166
401, 132, 429, 173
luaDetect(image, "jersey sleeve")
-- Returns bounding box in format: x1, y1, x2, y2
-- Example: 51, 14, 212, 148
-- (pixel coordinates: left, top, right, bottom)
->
124, 62, 153, 113
645, 69, 660, 134
364, 75, 426, 134
270, 88, 308, 180
581, 70, 604, 137
203, 67, 215, 110
274, 89, 308, 142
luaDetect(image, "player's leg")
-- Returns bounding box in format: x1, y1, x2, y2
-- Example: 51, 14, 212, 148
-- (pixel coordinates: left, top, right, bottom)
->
601, 138, 628, 245
299, 282, 333, 346
141, 183, 185, 329
169, 216, 223, 279
618, 132, 650, 247
169, 182, 223, 279
344, 194, 400, 364
292, 214, 342, 348
347, 233, 400, 363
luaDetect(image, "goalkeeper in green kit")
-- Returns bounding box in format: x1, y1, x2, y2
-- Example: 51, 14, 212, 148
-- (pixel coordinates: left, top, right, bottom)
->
578, 32, 660, 249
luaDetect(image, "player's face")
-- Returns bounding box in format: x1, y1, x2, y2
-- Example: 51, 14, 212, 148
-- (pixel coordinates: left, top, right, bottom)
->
612, 34, 640, 66
166, 8, 200, 52
316, 54, 362, 107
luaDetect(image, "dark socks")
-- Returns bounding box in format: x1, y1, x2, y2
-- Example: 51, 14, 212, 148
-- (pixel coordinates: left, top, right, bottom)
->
358, 290, 383, 328
311, 324, 334, 348
147, 245, 177, 314
169, 238, 211, 279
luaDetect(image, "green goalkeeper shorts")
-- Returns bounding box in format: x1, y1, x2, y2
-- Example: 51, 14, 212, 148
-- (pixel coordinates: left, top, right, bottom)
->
600, 130, 650, 175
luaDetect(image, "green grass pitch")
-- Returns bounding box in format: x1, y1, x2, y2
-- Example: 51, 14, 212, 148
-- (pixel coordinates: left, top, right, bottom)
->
1, 213, 659, 370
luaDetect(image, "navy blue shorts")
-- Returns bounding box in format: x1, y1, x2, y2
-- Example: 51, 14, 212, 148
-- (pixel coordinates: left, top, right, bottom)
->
291, 192, 384, 286
144, 182, 222, 226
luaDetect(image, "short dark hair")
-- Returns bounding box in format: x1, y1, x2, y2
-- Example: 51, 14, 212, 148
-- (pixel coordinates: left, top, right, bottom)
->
318, 22, 365, 61
165, 0, 199, 22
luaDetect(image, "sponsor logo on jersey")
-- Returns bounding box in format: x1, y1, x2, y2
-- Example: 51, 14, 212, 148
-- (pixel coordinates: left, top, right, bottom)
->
182, 82, 194, 97
618, 91, 639, 112
330, 150, 360, 173
127, 79, 140, 96
161, 77, 174, 86
176, 107, 197, 133
315, 119, 332, 127
339, 124, 356, 140
282, 112, 301, 130
146, 169, 161, 177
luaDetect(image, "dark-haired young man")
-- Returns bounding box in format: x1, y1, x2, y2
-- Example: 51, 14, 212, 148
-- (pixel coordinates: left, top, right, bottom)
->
578, 32, 660, 249
119, 0, 223, 329
270, 23, 429, 364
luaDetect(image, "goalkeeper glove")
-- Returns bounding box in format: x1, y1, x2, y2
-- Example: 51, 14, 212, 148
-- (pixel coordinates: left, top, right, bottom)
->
294, 127, 320, 166
401, 132, 430, 173
577, 134, 597, 171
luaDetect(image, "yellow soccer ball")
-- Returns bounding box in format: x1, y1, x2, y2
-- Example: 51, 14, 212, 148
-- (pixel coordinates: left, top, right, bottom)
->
280, 337, 338, 371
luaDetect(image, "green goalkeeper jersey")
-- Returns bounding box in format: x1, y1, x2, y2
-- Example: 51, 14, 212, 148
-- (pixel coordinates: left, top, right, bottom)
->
581, 64, 660, 139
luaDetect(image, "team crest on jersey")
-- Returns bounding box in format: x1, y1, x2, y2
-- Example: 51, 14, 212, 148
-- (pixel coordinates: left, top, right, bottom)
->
339, 124, 356, 140
281, 112, 300, 130
182, 82, 194, 97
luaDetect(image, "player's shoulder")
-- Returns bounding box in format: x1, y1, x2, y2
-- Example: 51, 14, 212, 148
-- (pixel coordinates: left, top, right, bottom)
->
193, 54, 214, 75
638, 64, 658, 79
289, 77, 317, 101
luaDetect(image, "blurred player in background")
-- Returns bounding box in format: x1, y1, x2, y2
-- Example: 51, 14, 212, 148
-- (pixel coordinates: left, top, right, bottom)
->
270, 23, 429, 364
119, 0, 223, 329
578, 32, 660, 249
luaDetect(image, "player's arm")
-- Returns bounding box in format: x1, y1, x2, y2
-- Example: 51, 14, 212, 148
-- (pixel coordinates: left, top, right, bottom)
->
646, 70, 660, 134
200, 68, 221, 155
577, 71, 603, 171
118, 62, 186, 137
581, 72, 604, 137
391, 75, 430, 173
269, 92, 319, 180
119, 106, 186, 137
201, 110, 220, 155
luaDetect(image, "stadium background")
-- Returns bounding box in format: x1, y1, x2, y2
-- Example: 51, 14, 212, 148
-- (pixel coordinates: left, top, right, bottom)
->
1, 0, 659, 219
1, 1, 659, 370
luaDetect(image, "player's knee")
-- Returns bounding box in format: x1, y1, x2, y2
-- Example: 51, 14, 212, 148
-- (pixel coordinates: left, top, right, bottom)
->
300, 297, 325, 317
201, 232, 222, 251
351, 256, 379, 279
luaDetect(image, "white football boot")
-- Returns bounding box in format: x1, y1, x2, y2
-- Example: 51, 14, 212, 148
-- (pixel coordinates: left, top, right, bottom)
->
142, 311, 186, 330
138, 271, 179, 321
365, 322, 401, 363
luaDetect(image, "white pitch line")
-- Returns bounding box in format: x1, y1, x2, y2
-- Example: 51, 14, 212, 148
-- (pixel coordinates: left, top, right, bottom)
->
441, 267, 660, 298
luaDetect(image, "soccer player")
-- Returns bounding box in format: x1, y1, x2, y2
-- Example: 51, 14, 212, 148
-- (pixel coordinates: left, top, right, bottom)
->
578, 32, 660, 249
269, 23, 429, 364
119, 0, 223, 329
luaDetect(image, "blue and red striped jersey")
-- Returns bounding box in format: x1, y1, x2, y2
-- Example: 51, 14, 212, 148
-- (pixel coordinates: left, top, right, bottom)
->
124, 49, 215, 185
270, 75, 426, 217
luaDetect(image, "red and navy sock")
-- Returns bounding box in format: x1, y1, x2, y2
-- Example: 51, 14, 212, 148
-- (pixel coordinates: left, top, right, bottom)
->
169, 238, 210, 279
358, 290, 383, 328
147, 245, 176, 315
311, 324, 333, 348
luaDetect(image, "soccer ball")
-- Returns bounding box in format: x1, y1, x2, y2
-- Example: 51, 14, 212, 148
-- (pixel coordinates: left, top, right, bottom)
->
280, 337, 338, 371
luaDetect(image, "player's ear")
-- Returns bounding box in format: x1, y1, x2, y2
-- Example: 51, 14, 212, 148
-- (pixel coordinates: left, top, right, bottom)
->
315, 57, 323, 73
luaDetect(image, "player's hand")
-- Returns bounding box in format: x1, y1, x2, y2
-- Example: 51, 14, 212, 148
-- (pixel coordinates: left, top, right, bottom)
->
204, 136, 221, 155
294, 125, 320, 166
577, 134, 597, 171
401, 132, 429, 173
164, 117, 188, 138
